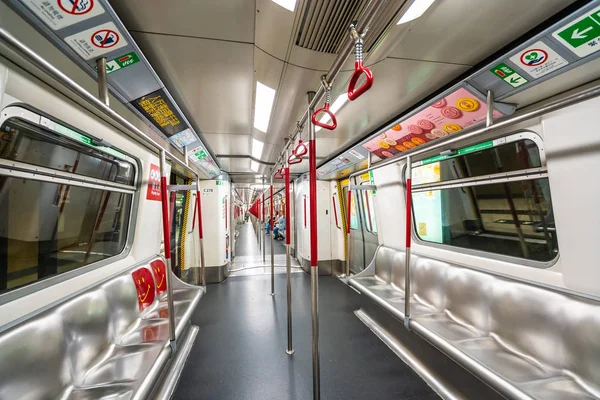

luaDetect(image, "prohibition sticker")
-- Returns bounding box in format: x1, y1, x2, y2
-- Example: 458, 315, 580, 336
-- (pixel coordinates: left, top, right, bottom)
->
146, 163, 162, 201
22, 0, 105, 30
509, 41, 568, 79
64, 22, 127, 60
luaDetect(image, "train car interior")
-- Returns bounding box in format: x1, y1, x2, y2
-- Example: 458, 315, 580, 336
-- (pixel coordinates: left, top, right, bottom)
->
1, 0, 600, 399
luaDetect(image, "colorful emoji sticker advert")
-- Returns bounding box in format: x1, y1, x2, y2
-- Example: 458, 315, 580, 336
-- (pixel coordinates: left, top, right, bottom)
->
150, 259, 167, 295
131, 267, 156, 311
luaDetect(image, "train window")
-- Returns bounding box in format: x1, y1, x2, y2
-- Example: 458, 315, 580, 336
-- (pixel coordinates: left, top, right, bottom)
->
0, 117, 135, 296
412, 138, 541, 185
349, 192, 359, 230
361, 185, 377, 234
0, 178, 133, 294
411, 135, 557, 264
0, 119, 135, 185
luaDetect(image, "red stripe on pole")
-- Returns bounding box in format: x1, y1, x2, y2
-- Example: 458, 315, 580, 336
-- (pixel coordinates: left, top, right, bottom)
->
192, 193, 197, 230
346, 190, 351, 234
332, 196, 338, 227
285, 167, 291, 245
270, 186, 274, 232
405, 178, 412, 249
197, 191, 204, 239
309, 139, 318, 266
160, 176, 171, 259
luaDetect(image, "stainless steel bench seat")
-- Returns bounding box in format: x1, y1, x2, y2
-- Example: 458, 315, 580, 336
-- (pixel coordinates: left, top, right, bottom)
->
349, 246, 600, 400
0, 257, 205, 400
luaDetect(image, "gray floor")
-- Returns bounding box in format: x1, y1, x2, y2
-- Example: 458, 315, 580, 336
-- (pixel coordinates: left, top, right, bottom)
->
173, 224, 439, 400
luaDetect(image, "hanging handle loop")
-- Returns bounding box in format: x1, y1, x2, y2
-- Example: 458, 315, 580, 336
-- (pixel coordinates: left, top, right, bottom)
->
294, 138, 308, 157
311, 75, 337, 130
288, 153, 302, 165
347, 24, 373, 101
274, 167, 284, 179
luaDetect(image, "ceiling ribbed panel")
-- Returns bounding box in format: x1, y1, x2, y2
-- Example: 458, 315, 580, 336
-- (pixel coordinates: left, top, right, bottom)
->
295, 0, 405, 54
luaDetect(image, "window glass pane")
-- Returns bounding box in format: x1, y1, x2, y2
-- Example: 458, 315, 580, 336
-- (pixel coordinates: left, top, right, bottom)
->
0, 177, 132, 294
413, 178, 557, 263
0, 119, 135, 185
350, 192, 359, 230
413, 139, 541, 185
366, 190, 377, 233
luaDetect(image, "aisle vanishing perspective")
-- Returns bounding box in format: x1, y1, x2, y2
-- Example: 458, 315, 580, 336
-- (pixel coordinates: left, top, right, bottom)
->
174, 222, 438, 400
174, 273, 439, 400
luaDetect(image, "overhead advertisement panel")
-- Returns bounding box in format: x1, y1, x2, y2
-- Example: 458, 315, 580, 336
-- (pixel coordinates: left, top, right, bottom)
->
362, 87, 502, 160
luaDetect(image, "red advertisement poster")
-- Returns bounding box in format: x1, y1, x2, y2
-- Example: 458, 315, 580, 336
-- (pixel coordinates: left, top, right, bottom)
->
146, 163, 161, 201
362, 87, 503, 159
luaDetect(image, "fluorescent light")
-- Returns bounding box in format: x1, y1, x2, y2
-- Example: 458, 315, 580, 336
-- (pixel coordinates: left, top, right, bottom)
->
254, 81, 276, 133
315, 93, 348, 132
397, 0, 436, 24
250, 160, 259, 172
252, 138, 264, 159
272, 0, 296, 12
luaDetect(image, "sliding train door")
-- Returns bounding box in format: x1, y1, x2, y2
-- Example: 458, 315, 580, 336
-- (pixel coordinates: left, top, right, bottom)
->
342, 173, 379, 274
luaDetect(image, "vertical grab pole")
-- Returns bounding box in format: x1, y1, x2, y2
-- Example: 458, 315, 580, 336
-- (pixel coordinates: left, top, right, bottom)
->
195, 174, 206, 287
308, 91, 320, 400
159, 150, 177, 351
96, 57, 109, 106
263, 177, 266, 264
270, 177, 275, 295
404, 156, 412, 330
285, 149, 294, 355
345, 187, 352, 277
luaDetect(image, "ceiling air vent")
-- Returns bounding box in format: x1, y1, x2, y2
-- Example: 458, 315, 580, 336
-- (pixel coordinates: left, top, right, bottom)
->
295, 0, 404, 54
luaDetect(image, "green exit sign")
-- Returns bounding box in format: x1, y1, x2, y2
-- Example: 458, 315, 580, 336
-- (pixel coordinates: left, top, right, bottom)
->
553, 5, 600, 58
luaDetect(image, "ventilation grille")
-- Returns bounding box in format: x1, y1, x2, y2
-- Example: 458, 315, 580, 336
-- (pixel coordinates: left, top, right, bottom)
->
295, 0, 404, 54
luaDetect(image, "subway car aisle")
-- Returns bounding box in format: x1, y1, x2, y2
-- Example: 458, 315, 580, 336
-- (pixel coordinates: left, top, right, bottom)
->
173, 272, 439, 400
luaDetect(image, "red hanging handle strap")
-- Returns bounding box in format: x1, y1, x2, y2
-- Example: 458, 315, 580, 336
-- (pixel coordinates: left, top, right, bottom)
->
347, 25, 373, 101
311, 75, 337, 130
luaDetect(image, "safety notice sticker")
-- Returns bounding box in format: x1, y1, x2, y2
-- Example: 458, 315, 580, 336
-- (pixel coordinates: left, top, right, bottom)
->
552, 5, 600, 58
64, 22, 127, 60
22, 0, 106, 30
509, 41, 568, 79
146, 163, 162, 201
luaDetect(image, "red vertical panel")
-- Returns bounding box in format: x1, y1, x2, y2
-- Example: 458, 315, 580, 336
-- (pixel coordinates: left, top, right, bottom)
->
304, 197, 307, 228
405, 178, 412, 249
270, 186, 274, 232
346, 190, 351, 234
285, 167, 291, 245
160, 176, 171, 259
197, 191, 204, 239
225, 199, 228, 229
309, 139, 317, 266
332, 196, 338, 227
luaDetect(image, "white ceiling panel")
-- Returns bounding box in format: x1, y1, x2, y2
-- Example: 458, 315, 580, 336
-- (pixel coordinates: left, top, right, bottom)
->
389, 0, 578, 65
255, 0, 298, 60
203, 133, 251, 155
109, 0, 255, 43
253, 47, 286, 145
132, 32, 254, 136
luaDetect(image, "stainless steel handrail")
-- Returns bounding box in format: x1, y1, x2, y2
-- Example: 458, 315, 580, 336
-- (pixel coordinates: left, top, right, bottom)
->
0, 27, 198, 179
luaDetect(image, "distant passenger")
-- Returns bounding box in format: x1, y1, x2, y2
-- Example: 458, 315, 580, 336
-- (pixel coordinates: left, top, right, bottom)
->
274, 214, 285, 240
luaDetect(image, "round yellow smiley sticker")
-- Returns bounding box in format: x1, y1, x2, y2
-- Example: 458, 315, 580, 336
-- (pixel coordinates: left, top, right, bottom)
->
378, 141, 390, 149
443, 123, 462, 133
456, 97, 480, 112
